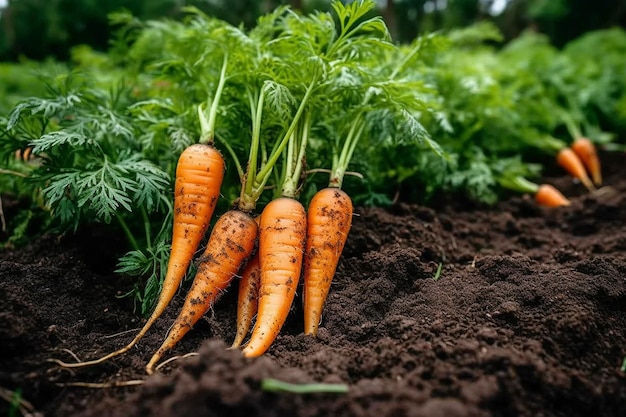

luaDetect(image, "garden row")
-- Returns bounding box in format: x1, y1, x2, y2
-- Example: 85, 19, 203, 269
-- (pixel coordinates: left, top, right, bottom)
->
1, 0, 626, 369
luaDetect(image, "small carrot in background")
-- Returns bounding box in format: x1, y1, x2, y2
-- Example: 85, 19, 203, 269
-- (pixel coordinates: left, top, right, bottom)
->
556, 147, 595, 191
499, 175, 570, 208
571, 137, 602, 186
146, 209, 258, 374
559, 110, 602, 187
534, 184, 571, 207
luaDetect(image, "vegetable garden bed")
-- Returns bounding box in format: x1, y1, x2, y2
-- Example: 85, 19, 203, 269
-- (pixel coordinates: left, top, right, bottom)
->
1, 150, 625, 417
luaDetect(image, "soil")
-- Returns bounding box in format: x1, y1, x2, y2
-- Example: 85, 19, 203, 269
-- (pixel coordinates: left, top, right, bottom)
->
1, 152, 626, 417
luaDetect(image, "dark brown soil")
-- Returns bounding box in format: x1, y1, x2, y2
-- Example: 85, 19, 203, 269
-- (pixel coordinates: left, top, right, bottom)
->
2, 152, 626, 417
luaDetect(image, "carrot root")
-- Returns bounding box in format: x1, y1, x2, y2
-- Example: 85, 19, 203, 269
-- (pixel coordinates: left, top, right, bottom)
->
146, 209, 258, 374
241, 197, 306, 358
303, 188, 353, 336
556, 147, 595, 191
571, 137, 602, 186
535, 184, 571, 208
230, 252, 261, 349
51, 143, 224, 369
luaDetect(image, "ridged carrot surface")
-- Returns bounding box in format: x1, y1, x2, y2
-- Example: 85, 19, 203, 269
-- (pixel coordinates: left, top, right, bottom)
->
303, 188, 353, 336
241, 197, 306, 358
146, 209, 258, 373
53, 143, 224, 368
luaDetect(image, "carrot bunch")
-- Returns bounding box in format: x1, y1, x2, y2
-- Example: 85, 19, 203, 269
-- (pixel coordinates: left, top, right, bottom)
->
48, 0, 434, 372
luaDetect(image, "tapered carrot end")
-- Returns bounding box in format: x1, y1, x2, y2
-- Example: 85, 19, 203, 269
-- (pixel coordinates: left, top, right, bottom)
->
535, 184, 571, 208
556, 147, 595, 191
571, 138, 602, 187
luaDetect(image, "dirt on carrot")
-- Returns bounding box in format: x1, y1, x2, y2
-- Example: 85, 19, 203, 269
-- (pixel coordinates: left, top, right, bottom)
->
1, 152, 626, 417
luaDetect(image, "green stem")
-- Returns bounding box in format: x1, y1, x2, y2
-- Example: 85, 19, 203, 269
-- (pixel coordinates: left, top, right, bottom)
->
390, 40, 422, 79
261, 378, 349, 394
140, 206, 151, 248
238, 86, 267, 212
215, 134, 244, 181
530, 134, 568, 154
116, 214, 140, 252
330, 115, 363, 189
560, 110, 583, 140
498, 176, 540, 194
199, 52, 229, 145
282, 111, 311, 198
253, 78, 318, 196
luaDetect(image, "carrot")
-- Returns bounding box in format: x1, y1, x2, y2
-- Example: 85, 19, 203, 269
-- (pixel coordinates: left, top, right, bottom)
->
231, 250, 261, 348
303, 187, 353, 336
571, 137, 602, 186
241, 197, 307, 358
53, 143, 224, 368
146, 209, 258, 374
556, 147, 594, 191
230, 216, 262, 349
534, 184, 571, 208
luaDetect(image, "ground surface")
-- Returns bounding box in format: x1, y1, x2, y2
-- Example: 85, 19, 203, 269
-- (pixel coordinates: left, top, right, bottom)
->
1, 153, 626, 417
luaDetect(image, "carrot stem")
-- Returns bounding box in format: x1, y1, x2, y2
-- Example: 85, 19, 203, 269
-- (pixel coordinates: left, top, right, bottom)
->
199, 52, 229, 145
254, 77, 317, 192
116, 214, 140, 252
498, 176, 540, 194
560, 110, 583, 141
282, 110, 311, 198
330, 116, 364, 189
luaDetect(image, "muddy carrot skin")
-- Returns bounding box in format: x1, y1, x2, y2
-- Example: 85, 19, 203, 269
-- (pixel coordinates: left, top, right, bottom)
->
146, 209, 258, 374
571, 138, 602, 186
303, 188, 353, 336
230, 215, 262, 349
231, 251, 261, 349
535, 184, 571, 208
241, 197, 307, 358
556, 147, 594, 191
53, 143, 224, 368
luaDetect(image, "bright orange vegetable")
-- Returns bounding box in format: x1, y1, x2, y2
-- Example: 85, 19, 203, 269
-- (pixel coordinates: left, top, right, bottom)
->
231, 251, 261, 349
54, 143, 224, 368
230, 216, 262, 349
303, 187, 352, 336
556, 147, 594, 191
146, 209, 258, 374
535, 184, 571, 208
241, 197, 306, 358
571, 137, 602, 186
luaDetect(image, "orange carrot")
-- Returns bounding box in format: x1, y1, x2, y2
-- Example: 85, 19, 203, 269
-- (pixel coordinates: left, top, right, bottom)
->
303, 187, 352, 336
231, 251, 261, 349
230, 216, 262, 349
53, 143, 224, 368
146, 209, 258, 373
571, 137, 602, 186
241, 197, 307, 358
535, 184, 571, 208
556, 147, 594, 191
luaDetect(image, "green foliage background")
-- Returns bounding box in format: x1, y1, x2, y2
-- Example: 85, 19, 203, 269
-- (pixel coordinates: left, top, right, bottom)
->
1, 0, 625, 62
